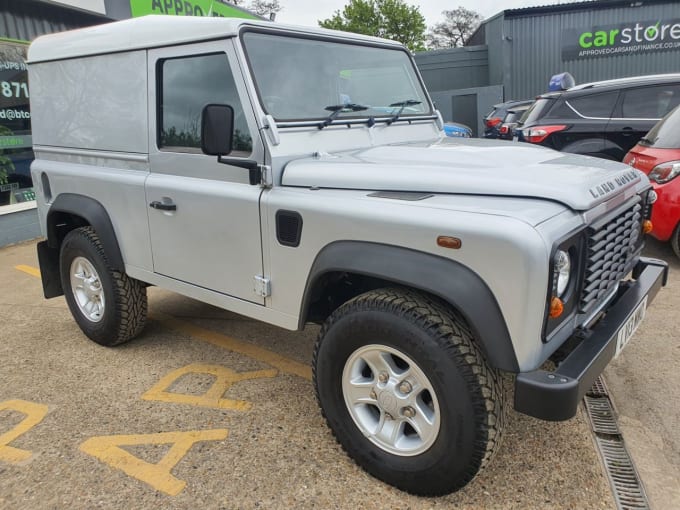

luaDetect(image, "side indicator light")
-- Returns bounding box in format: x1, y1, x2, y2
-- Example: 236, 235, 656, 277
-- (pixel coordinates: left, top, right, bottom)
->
437, 236, 462, 249
643, 220, 653, 234
549, 297, 564, 318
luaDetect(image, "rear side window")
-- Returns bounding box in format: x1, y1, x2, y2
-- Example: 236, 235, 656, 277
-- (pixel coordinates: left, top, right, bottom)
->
566, 91, 618, 119
641, 105, 680, 148
158, 53, 253, 155
621, 85, 680, 119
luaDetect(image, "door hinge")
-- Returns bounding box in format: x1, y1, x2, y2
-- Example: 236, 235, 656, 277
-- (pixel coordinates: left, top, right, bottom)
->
253, 275, 271, 298
259, 164, 272, 188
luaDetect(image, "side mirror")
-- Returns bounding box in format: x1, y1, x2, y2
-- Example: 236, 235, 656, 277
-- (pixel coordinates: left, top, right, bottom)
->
201, 104, 234, 156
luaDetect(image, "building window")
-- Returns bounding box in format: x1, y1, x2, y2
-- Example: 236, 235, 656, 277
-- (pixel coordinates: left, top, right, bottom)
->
0, 39, 33, 207
158, 53, 252, 156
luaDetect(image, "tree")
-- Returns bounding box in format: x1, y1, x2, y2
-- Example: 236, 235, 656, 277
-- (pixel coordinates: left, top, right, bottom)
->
248, 0, 282, 17
319, 0, 427, 52
426, 7, 482, 50
228, 0, 282, 18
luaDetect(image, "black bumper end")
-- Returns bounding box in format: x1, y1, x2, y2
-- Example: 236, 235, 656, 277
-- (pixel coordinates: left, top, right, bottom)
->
514, 257, 668, 421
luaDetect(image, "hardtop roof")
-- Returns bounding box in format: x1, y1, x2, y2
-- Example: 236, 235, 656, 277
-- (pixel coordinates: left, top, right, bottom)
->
28, 15, 402, 63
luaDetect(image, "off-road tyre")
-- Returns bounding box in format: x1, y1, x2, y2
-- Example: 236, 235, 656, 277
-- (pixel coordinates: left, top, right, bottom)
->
671, 222, 680, 260
60, 226, 147, 346
313, 287, 505, 496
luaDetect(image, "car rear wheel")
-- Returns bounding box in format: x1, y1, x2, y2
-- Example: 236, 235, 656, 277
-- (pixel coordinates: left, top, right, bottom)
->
313, 288, 505, 495
60, 226, 147, 346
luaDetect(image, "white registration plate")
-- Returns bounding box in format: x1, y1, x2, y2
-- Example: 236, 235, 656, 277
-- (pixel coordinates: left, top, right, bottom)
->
615, 296, 648, 358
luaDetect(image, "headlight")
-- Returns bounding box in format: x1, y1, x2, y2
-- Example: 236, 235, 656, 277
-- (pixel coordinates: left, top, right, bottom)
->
554, 249, 571, 297
649, 161, 680, 184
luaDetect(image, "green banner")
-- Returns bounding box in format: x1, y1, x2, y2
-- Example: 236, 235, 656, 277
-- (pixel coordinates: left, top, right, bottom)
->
0, 135, 31, 149
130, 0, 258, 19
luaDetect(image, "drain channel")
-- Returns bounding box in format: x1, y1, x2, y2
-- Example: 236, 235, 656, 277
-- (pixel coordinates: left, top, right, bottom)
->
584, 376, 649, 510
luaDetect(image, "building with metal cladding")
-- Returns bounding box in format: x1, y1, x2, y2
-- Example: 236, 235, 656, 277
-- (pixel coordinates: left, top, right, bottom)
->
415, 0, 680, 136
0, 0, 259, 246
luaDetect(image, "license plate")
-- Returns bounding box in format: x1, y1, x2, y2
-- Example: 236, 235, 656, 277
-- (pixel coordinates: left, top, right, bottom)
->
615, 296, 648, 358
512, 135, 519, 142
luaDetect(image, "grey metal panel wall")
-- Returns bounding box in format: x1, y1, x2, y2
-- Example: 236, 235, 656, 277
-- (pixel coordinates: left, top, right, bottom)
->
0, 0, 107, 42
485, 16, 506, 92
0, 209, 40, 246
504, 3, 680, 100
414, 46, 489, 92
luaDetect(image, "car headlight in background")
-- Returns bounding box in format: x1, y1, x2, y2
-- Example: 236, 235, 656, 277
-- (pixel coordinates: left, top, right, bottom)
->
554, 249, 571, 297
649, 161, 680, 184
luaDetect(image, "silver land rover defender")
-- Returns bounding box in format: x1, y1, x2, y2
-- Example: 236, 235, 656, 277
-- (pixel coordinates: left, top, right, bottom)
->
28, 16, 668, 495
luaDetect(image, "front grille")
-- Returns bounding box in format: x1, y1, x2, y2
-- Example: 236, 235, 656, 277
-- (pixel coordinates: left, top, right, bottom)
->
579, 201, 642, 313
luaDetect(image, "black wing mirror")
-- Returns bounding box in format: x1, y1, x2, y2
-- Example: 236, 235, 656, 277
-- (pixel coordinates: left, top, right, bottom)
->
201, 104, 234, 156
200, 103, 262, 185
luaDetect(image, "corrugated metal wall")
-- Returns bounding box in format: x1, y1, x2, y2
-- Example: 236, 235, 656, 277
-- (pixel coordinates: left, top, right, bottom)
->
503, 2, 680, 100
0, 0, 108, 42
414, 46, 489, 92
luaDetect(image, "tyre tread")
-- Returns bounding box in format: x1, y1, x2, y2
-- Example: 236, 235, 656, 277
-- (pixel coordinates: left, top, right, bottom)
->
64, 227, 147, 346
313, 287, 506, 495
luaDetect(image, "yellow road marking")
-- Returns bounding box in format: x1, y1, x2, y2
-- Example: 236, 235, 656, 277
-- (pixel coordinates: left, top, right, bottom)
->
153, 313, 312, 381
142, 363, 278, 410
13, 265, 313, 381
0, 399, 49, 463
14, 265, 40, 278
80, 429, 229, 496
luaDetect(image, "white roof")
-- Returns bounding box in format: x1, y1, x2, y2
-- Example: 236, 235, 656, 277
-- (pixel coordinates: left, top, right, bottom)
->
28, 15, 401, 63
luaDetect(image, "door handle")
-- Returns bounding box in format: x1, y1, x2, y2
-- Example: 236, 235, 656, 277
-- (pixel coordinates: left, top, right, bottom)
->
621, 127, 634, 136
149, 200, 176, 211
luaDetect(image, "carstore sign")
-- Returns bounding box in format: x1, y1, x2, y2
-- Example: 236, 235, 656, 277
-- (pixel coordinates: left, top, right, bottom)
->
562, 18, 680, 60
129, 0, 258, 19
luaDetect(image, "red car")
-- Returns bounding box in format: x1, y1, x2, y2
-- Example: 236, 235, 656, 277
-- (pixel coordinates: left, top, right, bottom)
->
624, 105, 680, 258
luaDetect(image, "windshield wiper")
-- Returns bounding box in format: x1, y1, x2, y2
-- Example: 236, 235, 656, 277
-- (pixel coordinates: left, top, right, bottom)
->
318, 103, 369, 129
386, 99, 422, 125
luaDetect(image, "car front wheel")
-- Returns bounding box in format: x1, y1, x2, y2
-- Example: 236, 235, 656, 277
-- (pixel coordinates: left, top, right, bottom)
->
313, 288, 505, 496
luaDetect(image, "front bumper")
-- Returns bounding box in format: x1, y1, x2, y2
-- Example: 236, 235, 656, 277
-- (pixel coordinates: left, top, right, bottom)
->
514, 257, 668, 421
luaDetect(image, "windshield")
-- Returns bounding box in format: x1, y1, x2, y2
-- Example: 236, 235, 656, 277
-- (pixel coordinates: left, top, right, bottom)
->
518, 98, 552, 126
639, 105, 680, 149
242, 31, 431, 122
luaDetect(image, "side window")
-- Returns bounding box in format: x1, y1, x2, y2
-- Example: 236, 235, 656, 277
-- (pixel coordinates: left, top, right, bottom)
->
566, 91, 618, 119
621, 85, 680, 119
158, 53, 252, 156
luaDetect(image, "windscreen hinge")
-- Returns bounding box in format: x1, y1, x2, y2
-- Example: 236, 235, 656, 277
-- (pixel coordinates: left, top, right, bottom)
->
259, 165, 273, 188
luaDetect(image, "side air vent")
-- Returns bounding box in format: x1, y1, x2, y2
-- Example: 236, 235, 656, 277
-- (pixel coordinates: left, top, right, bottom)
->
276, 210, 303, 247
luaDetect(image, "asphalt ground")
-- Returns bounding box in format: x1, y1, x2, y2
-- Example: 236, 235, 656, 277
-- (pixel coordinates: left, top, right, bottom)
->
0, 238, 676, 509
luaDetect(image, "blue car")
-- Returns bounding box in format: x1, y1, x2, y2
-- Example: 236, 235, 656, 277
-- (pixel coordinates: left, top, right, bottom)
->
443, 122, 472, 138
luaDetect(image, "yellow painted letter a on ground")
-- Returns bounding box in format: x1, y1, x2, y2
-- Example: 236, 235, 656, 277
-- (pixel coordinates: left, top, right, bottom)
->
80, 429, 229, 496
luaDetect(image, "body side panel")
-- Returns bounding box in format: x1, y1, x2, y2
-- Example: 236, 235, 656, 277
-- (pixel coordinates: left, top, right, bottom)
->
28, 51, 148, 153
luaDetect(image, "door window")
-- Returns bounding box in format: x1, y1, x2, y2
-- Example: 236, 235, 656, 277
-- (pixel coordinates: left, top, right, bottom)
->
621, 85, 680, 119
566, 91, 618, 119
158, 53, 252, 156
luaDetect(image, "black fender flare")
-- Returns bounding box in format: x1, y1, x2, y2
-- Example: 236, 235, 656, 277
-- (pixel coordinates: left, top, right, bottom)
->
300, 241, 519, 372
46, 193, 125, 271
